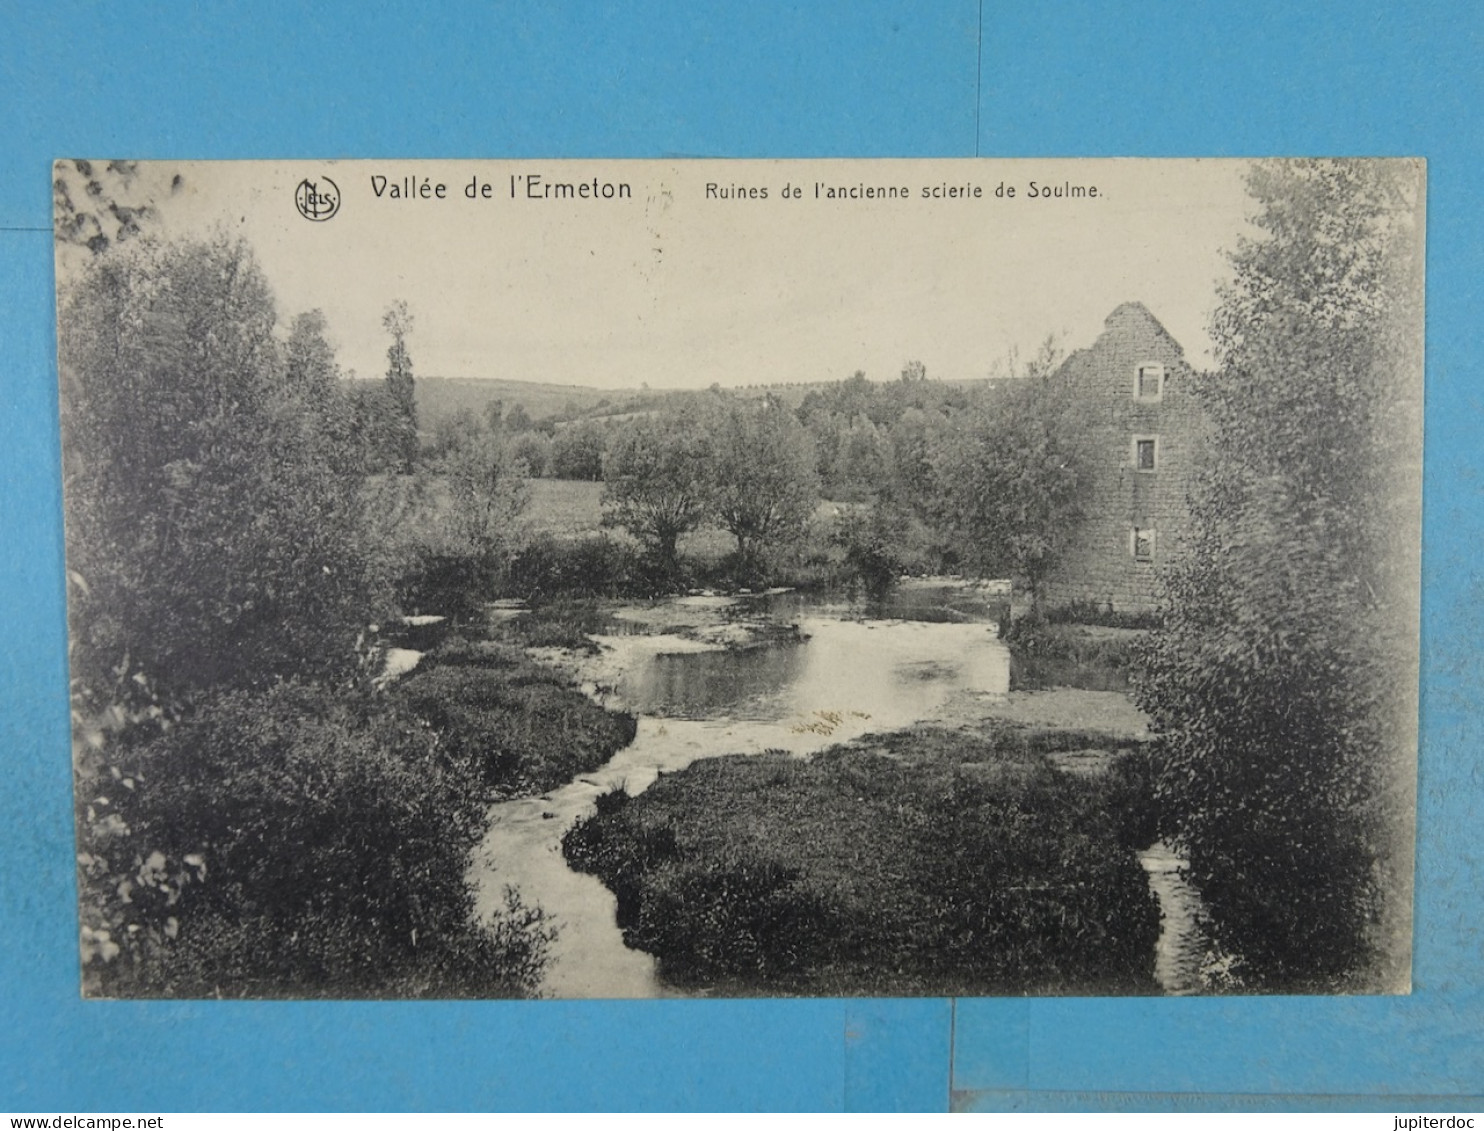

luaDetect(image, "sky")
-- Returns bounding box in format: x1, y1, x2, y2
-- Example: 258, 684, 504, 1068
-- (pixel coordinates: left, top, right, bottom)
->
63, 158, 1259, 388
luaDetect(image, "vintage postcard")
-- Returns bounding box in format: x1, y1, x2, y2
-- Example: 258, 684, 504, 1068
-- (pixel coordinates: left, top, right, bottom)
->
55, 158, 1422, 999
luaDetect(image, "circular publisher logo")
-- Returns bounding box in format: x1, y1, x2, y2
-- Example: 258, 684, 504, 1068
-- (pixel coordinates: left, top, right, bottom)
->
294, 176, 341, 221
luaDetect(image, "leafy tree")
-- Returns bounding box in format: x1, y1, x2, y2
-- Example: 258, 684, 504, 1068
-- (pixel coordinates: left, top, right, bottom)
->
798, 367, 974, 498
834, 503, 915, 599
708, 397, 820, 578
1137, 159, 1424, 989
345, 383, 401, 474
886, 405, 948, 513
833, 414, 890, 500
395, 412, 531, 617
59, 237, 377, 702
806, 412, 846, 495
550, 419, 608, 480
61, 236, 556, 997
427, 406, 487, 467
444, 420, 532, 571
504, 403, 534, 433
931, 338, 1085, 610
509, 430, 552, 477
284, 310, 361, 474
798, 370, 877, 428
382, 300, 419, 472
601, 408, 713, 582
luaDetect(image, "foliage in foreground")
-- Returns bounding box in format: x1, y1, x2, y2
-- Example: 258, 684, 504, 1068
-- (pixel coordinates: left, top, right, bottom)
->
563, 725, 1160, 996
76, 681, 553, 998
1137, 159, 1424, 990
60, 239, 381, 700
61, 236, 558, 997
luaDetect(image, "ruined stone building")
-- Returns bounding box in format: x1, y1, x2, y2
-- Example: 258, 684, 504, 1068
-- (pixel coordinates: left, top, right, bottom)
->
1040, 302, 1208, 616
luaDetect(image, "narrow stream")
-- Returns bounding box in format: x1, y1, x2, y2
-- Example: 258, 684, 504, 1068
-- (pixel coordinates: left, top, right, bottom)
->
471, 583, 1012, 998
468, 582, 1207, 997
1139, 840, 1208, 995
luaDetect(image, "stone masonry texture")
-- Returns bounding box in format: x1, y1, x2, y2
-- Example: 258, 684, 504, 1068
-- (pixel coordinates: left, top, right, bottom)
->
1041, 303, 1207, 615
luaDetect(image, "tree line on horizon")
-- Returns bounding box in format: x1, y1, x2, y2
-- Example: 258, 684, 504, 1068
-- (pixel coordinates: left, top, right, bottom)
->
406, 338, 1088, 607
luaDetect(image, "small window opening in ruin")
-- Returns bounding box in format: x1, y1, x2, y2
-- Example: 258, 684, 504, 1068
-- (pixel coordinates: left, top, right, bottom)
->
1134, 436, 1158, 471
1135, 364, 1165, 400
1132, 527, 1156, 562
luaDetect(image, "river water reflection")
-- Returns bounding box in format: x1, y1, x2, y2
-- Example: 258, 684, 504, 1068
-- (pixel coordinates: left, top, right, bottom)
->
471, 581, 1013, 998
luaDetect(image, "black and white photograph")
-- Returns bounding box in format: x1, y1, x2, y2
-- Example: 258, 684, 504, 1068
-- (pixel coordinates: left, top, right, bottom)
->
56, 157, 1424, 1000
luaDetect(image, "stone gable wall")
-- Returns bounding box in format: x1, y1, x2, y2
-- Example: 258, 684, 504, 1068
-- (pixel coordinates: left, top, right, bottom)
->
1041, 304, 1207, 615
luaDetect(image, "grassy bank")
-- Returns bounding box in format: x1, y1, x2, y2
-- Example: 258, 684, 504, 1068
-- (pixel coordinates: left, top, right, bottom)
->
392, 620, 637, 799
563, 720, 1162, 996
83, 611, 640, 998
1005, 618, 1149, 693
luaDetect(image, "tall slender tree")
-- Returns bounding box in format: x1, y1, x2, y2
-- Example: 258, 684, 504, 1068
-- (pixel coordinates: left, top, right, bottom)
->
383, 300, 419, 472
1137, 159, 1424, 989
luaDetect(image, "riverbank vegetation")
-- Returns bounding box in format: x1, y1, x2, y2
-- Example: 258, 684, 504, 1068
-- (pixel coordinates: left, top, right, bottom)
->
61, 235, 619, 997
393, 629, 636, 798
563, 720, 1161, 996
1004, 619, 1146, 693
1137, 159, 1423, 991
384, 341, 1097, 605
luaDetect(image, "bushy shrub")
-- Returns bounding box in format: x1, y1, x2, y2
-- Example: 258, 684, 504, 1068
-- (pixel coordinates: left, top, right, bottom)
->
77, 682, 551, 998
549, 421, 608, 480
1138, 161, 1423, 990
1003, 619, 1143, 692
564, 736, 1160, 995
509, 430, 552, 478
506, 533, 638, 600
1139, 598, 1400, 988
1103, 746, 1164, 850
998, 609, 1054, 652
1045, 601, 1161, 631
394, 654, 636, 795
426, 633, 526, 669
396, 546, 501, 622
832, 504, 916, 599
632, 853, 840, 984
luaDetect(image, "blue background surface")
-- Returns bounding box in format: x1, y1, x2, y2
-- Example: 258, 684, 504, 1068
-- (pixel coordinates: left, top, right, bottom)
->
2, 0, 1479, 1112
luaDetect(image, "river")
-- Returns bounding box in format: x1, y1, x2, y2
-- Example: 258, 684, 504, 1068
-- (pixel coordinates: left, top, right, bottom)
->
468, 581, 1205, 997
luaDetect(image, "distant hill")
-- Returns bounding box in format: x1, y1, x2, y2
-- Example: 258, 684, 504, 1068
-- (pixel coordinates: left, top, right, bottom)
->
352, 373, 1001, 433
412, 376, 633, 425
347, 376, 645, 429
